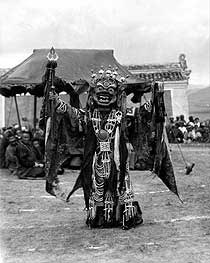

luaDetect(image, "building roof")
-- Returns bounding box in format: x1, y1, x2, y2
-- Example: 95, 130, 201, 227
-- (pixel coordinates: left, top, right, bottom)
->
126, 54, 191, 82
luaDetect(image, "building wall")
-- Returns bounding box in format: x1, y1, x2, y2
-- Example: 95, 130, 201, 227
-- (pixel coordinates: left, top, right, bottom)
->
164, 81, 189, 120
163, 90, 173, 118
128, 63, 190, 121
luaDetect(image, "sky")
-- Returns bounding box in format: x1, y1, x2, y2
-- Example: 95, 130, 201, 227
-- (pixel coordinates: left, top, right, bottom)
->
0, 0, 209, 85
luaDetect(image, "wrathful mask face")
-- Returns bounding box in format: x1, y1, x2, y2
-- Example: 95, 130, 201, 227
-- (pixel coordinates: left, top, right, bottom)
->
90, 78, 118, 108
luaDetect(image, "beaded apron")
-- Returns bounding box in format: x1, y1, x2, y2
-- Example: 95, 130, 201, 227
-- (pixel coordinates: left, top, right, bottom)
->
89, 109, 136, 225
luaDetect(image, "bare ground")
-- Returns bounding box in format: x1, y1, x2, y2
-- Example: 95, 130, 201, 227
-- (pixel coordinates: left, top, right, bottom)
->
0, 145, 210, 263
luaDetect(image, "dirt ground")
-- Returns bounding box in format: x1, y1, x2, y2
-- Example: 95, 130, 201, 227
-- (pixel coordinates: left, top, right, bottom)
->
0, 144, 210, 263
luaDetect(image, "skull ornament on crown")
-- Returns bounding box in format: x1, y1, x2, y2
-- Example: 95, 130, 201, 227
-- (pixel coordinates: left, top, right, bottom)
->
87, 66, 126, 112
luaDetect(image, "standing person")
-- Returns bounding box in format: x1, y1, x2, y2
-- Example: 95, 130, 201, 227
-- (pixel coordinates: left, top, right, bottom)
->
40, 54, 179, 230
16, 131, 45, 179
41, 62, 144, 229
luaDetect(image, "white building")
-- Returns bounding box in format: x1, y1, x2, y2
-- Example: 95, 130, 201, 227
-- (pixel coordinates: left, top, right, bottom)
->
126, 54, 191, 120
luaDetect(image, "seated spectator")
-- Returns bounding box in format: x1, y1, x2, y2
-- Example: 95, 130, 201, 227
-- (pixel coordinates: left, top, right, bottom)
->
178, 121, 188, 141
15, 128, 23, 140
0, 127, 7, 139
33, 128, 44, 139
32, 128, 45, 153
169, 116, 174, 124
186, 125, 196, 143
32, 137, 44, 162
194, 117, 200, 129
21, 117, 32, 132
198, 122, 209, 142
15, 131, 45, 179
195, 129, 202, 142
5, 135, 19, 175
179, 114, 187, 125
172, 123, 184, 143
166, 117, 175, 143
175, 116, 180, 125
187, 116, 195, 127
0, 128, 14, 168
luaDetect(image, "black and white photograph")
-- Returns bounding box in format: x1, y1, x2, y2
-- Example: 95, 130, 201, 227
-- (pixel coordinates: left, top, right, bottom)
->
0, 0, 209, 262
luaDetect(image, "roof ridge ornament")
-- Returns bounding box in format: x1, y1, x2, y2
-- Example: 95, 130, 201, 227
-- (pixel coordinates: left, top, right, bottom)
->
179, 53, 191, 79
179, 53, 187, 71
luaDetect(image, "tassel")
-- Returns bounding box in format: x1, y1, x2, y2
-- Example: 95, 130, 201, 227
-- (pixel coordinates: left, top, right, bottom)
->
114, 126, 120, 173
124, 201, 135, 220
122, 201, 136, 230
44, 117, 51, 146
89, 195, 96, 220
104, 192, 114, 223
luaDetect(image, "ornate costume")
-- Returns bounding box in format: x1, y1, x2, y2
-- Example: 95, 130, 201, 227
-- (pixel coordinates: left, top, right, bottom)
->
40, 48, 180, 230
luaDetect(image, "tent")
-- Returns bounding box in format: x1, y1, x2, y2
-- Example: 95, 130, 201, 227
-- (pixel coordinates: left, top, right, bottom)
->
0, 49, 132, 88
0, 48, 151, 127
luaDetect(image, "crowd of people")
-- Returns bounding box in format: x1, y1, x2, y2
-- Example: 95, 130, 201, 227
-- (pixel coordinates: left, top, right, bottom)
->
0, 117, 79, 178
166, 115, 210, 144
0, 118, 45, 179
1, 114, 209, 179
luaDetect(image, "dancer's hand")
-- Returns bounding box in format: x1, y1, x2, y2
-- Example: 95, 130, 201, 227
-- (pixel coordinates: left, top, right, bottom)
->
49, 91, 59, 101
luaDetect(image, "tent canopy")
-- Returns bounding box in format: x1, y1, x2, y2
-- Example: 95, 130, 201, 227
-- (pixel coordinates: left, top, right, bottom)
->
1, 49, 132, 84
0, 48, 152, 97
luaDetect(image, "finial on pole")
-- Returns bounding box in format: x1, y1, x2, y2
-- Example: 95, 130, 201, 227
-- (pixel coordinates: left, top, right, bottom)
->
47, 47, 59, 61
